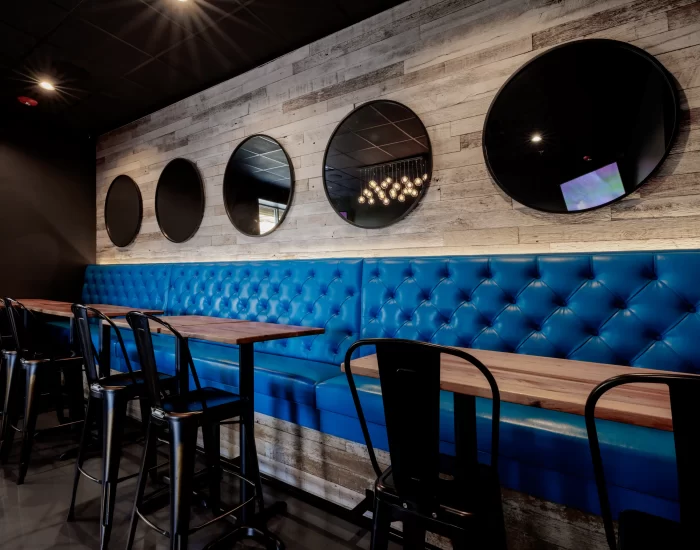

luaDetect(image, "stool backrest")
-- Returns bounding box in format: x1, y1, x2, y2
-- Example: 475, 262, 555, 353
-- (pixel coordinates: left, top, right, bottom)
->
71, 304, 136, 386
1, 298, 41, 358
343, 339, 500, 514
0, 300, 13, 352
586, 373, 700, 549
126, 312, 207, 412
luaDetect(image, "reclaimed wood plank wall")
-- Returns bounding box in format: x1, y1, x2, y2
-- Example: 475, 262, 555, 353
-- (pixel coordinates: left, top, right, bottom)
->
96, 0, 700, 264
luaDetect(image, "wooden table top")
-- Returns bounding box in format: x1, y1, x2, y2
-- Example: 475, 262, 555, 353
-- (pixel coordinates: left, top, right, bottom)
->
17, 299, 163, 318
346, 347, 674, 431
109, 315, 324, 345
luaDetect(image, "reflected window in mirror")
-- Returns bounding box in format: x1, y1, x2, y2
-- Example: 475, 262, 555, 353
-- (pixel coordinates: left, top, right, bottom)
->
483, 39, 678, 213
223, 135, 294, 237
323, 100, 432, 229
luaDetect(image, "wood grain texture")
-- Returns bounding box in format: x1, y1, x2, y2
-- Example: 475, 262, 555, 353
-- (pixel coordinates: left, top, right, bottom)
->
346, 348, 674, 430
110, 315, 324, 345
19, 299, 163, 318
96, 0, 700, 264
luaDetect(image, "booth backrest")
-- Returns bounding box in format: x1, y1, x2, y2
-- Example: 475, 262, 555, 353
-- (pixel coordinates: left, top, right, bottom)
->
166, 260, 363, 365
82, 264, 171, 310
82, 251, 700, 373
82, 259, 364, 366
361, 253, 700, 372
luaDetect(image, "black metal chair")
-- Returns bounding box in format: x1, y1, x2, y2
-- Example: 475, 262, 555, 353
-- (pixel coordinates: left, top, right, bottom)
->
586, 373, 700, 549
343, 338, 507, 549
66, 304, 176, 549
0, 297, 84, 484
125, 312, 271, 550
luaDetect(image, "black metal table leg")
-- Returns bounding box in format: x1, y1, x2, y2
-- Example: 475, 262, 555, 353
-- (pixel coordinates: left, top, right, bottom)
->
99, 322, 111, 377
204, 342, 286, 550
176, 336, 189, 394
454, 393, 478, 488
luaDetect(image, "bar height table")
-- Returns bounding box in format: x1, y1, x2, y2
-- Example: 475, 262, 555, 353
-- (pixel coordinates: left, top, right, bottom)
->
18, 299, 164, 376
110, 315, 325, 545
346, 346, 673, 430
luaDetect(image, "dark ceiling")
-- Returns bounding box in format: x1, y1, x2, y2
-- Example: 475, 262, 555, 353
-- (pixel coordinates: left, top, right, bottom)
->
0, 0, 404, 135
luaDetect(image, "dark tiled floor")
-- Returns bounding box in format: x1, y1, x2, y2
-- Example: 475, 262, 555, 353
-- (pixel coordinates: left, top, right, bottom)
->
0, 414, 398, 549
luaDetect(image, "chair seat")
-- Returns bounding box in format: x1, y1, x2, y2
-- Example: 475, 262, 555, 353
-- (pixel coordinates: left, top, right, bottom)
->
376, 460, 501, 521
618, 510, 685, 549
98, 370, 174, 391
162, 387, 241, 415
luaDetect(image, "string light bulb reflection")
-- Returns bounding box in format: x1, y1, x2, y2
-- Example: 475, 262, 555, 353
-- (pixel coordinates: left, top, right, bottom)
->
356, 157, 429, 208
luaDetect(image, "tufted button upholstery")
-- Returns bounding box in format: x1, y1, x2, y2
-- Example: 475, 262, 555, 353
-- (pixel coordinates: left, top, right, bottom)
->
166, 259, 363, 365
82, 264, 171, 309
360, 253, 700, 372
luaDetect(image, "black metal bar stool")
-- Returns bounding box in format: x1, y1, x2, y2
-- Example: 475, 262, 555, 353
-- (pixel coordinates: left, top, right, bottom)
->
344, 338, 507, 550
586, 372, 700, 549
66, 304, 177, 549
0, 298, 84, 485
125, 312, 278, 550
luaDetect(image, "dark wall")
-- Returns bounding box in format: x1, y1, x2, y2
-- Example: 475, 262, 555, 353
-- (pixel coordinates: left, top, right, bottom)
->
0, 116, 95, 301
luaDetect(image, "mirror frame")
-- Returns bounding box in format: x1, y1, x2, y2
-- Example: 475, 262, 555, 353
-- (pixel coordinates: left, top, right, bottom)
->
322, 99, 433, 229
223, 134, 296, 238
104, 174, 143, 248
482, 39, 679, 214
155, 157, 206, 243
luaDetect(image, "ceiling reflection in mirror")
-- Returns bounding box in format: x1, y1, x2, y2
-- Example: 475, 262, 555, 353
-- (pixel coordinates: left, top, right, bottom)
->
224, 135, 293, 236
483, 39, 678, 213
323, 100, 432, 229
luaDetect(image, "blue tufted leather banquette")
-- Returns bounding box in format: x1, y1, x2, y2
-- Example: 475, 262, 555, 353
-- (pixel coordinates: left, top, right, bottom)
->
82, 264, 171, 310
165, 260, 362, 366
67, 251, 698, 523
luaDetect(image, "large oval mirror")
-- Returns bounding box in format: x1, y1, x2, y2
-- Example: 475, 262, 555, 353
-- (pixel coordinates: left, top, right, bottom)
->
223, 135, 294, 236
483, 39, 678, 213
323, 100, 432, 229
155, 158, 205, 243
105, 175, 142, 247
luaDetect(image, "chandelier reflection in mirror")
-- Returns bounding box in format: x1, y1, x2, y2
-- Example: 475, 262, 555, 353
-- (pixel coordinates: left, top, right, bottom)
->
323, 100, 433, 229
357, 157, 429, 206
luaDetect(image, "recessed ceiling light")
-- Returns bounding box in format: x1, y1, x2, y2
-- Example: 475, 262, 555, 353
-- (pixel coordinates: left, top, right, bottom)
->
39, 80, 55, 91
530, 133, 542, 143
18, 96, 38, 107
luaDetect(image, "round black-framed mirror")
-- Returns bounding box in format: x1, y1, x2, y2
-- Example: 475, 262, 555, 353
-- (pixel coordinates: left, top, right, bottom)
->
155, 158, 205, 243
323, 100, 432, 229
223, 135, 294, 237
483, 39, 678, 214
104, 175, 142, 247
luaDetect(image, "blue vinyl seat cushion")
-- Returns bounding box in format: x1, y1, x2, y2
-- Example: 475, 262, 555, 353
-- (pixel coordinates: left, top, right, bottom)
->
315, 374, 678, 503
162, 387, 241, 414
114, 333, 340, 408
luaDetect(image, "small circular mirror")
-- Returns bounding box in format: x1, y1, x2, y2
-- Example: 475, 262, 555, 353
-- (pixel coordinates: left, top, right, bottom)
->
105, 175, 142, 247
323, 100, 432, 229
483, 39, 678, 213
223, 135, 294, 236
155, 158, 205, 243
